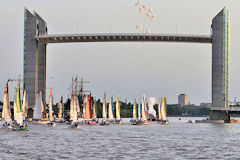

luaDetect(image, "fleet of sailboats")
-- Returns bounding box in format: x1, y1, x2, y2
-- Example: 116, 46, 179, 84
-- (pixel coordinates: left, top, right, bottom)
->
1, 77, 169, 130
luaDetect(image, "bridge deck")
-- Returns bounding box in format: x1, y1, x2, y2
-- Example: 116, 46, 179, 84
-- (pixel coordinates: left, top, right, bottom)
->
36, 33, 212, 44
211, 107, 240, 114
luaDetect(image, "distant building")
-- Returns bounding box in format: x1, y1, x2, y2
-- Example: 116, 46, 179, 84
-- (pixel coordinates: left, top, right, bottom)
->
178, 94, 188, 106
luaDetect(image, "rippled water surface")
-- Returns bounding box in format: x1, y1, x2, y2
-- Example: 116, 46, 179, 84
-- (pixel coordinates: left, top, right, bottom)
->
1, 117, 240, 160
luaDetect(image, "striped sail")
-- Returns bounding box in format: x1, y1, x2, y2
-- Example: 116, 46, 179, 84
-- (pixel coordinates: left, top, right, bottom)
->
22, 90, 28, 118
116, 95, 121, 120
141, 96, 147, 121
92, 97, 97, 119
108, 96, 114, 120
2, 80, 12, 123
102, 93, 107, 120
161, 97, 167, 121
158, 98, 162, 120
49, 88, 53, 121
33, 93, 42, 120
58, 96, 63, 119
133, 98, 137, 119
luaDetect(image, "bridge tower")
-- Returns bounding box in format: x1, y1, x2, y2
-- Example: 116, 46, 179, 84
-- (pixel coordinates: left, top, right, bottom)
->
210, 7, 230, 121
23, 8, 47, 108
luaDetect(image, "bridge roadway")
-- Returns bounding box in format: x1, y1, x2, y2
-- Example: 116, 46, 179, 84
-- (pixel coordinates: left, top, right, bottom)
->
36, 33, 212, 44
211, 107, 240, 114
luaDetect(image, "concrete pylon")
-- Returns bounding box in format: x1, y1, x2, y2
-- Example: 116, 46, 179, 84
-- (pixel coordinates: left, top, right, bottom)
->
23, 8, 47, 109
211, 7, 230, 121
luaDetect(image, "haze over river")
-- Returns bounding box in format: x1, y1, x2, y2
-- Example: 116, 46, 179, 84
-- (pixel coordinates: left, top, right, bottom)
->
1, 117, 240, 159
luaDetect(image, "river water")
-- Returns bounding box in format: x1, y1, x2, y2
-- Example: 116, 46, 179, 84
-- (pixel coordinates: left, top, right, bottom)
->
0, 117, 240, 160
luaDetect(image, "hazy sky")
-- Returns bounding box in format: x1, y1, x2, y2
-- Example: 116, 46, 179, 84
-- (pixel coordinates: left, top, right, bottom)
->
0, 0, 239, 105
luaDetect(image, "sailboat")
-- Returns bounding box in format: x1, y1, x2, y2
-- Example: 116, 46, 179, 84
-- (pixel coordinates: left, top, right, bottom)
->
130, 98, 138, 125
142, 95, 150, 125
86, 94, 96, 125
92, 97, 98, 123
159, 96, 169, 125
2, 80, 12, 128
47, 88, 56, 127
69, 94, 80, 128
12, 78, 28, 131
33, 92, 48, 124
56, 96, 65, 123
100, 92, 110, 125
108, 96, 115, 123
115, 95, 122, 124
156, 98, 162, 121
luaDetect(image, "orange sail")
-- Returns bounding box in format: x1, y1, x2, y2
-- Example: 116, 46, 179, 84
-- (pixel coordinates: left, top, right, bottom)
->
86, 95, 92, 120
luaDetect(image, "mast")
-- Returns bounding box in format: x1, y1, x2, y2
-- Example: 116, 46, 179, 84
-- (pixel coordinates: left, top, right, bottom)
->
116, 95, 121, 120
133, 98, 137, 119
108, 96, 114, 120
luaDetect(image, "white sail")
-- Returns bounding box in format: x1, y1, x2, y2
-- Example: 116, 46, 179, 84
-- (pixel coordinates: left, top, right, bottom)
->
158, 98, 162, 120
108, 96, 114, 120
141, 95, 147, 121
102, 93, 107, 120
13, 94, 17, 121
49, 89, 53, 121
33, 93, 43, 120
92, 97, 97, 119
72, 95, 78, 123
161, 97, 167, 121
133, 98, 137, 119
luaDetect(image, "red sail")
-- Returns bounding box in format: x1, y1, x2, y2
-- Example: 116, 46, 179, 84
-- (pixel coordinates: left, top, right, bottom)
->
86, 95, 92, 120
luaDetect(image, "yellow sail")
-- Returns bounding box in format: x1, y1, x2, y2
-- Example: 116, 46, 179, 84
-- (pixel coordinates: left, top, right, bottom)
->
92, 97, 97, 119
102, 92, 107, 120
108, 96, 114, 120
158, 98, 162, 120
161, 96, 167, 121
116, 95, 121, 120
133, 98, 137, 119
49, 88, 53, 121
141, 96, 147, 121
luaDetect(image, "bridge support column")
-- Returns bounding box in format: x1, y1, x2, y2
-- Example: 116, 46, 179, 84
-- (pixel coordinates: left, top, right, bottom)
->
210, 111, 230, 122
211, 7, 230, 120
23, 8, 47, 109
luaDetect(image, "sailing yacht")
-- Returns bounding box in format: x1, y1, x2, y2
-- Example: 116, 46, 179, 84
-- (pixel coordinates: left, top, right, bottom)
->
142, 95, 150, 125
130, 98, 138, 125
47, 89, 56, 127
22, 90, 28, 119
2, 80, 12, 128
69, 94, 80, 128
56, 96, 65, 123
33, 92, 48, 124
100, 92, 110, 125
86, 94, 96, 125
92, 97, 98, 123
12, 78, 28, 131
157, 96, 169, 125
108, 96, 115, 123
115, 95, 122, 124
